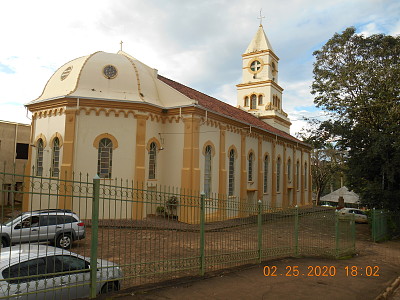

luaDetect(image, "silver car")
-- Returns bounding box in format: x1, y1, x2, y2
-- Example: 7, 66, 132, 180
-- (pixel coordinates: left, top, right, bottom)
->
0, 209, 85, 249
0, 244, 123, 299
337, 208, 368, 223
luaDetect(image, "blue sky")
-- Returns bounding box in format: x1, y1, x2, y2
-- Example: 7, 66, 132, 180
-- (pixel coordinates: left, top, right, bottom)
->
0, 0, 399, 135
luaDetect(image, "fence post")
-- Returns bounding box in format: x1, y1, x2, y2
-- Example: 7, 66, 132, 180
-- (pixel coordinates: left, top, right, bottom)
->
371, 208, 376, 242
335, 212, 339, 258
199, 193, 206, 276
257, 200, 262, 263
294, 205, 299, 257
90, 175, 100, 299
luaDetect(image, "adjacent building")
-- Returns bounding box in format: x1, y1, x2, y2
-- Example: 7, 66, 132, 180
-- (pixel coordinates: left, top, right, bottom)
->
0, 121, 30, 205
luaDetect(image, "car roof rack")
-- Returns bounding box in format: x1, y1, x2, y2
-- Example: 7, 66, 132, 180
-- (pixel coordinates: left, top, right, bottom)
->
31, 209, 74, 214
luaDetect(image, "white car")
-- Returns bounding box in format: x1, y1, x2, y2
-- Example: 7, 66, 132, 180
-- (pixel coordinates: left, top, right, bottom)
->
0, 244, 123, 299
337, 208, 368, 223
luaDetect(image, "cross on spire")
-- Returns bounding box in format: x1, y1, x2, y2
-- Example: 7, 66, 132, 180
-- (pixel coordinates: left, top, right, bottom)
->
120, 41, 123, 51
258, 9, 265, 26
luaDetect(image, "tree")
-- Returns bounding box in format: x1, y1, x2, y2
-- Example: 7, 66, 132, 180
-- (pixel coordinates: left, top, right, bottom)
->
311, 27, 400, 210
298, 123, 345, 205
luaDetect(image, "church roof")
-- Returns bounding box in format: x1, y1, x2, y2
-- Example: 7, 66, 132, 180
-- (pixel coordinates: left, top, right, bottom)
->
158, 75, 303, 144
28, 51, 194, 108
245, 25, 274, 53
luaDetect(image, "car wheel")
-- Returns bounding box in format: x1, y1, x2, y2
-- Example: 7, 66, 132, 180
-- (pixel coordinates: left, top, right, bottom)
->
56, 233, 72, 249
1, 238, 9, 248
101, 281, 119, 294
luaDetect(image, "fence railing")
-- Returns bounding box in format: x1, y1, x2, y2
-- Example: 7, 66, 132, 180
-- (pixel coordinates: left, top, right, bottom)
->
371, 209, 400, 242
0, 170, 356, 299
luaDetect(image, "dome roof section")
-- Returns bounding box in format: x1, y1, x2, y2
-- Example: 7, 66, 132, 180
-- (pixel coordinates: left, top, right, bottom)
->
30, 51, 193, 107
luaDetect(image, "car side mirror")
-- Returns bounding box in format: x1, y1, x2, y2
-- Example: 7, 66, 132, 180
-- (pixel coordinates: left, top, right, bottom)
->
14, 224, 22, 230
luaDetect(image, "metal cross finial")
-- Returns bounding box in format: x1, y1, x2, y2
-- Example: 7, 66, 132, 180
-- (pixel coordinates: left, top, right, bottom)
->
258, 9, 265, 26
120, 41, 123, 51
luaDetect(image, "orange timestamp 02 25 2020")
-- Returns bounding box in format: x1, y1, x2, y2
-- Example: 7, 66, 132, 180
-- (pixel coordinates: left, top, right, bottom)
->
263, 265, 380, 277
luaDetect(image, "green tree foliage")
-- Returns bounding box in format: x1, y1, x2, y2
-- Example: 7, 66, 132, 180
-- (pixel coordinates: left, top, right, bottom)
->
311, 27, 400, 210
298, 123, 345, 205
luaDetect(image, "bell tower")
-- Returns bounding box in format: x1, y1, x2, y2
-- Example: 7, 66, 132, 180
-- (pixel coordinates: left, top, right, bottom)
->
236, 24, 291, 133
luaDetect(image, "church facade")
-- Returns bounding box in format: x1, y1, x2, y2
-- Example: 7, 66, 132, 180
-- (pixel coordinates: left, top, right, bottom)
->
23, 25, 312, 222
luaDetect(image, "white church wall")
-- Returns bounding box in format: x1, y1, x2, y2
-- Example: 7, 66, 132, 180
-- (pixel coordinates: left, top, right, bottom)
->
29, 114, 66, 211
33, 114, 66, 177
158, 121, 184, 189
73, 111, 136, 180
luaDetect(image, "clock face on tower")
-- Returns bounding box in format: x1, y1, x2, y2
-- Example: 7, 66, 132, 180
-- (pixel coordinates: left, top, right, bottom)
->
103, 65, 118, 79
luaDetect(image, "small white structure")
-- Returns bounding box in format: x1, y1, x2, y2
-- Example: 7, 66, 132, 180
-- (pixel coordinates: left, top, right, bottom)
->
320, 186, 360, 207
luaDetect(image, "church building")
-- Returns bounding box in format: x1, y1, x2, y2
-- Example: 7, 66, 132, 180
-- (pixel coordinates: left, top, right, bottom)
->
23, 25, 312, 223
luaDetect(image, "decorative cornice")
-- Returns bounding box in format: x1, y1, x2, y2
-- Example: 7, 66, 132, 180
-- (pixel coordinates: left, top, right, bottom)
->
236, 80, 284, 92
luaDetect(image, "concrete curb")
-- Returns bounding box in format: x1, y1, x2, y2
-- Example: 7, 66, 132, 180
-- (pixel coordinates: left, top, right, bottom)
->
375, 276, 400, 300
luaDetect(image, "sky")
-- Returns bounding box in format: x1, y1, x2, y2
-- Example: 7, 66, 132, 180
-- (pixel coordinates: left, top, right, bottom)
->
0, 0, 399, 136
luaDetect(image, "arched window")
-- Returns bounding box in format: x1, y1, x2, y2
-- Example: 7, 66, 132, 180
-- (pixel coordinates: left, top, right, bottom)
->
248, 152, 254, 182
204, 145, 212, 197
250, 94, 257, 109
148, 142, 157, 179
304, 162, 308, 189
296, 161, 300, 189
244, 96, 249, 107
258, 95, 263, 105
263, 155, 268, 193
97, 138, 113, 178
228, 149, 235, 196
287, 158, 292, 183
277, 157, 281, 192
51, 137, 60, 177
36, 139, 44, 176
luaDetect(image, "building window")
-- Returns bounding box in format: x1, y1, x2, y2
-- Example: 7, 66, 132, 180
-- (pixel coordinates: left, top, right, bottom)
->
258, 95, 263, 105
250, 94, 257, 109
36, 139, 44, 176
287, 158, 292, 183
248, 152, 254, 182
204, 145, 212, 197
16, 143, 29, 160
296, 161, 300, 189
277, 157, 281, 192
97, 138, 113, 179
244, 96, 249, 107
148, 142, 157, 179
228, 149, 235, 196
51, 138, 60, 177
263, 155, 268, 193
304, 162, 308, 189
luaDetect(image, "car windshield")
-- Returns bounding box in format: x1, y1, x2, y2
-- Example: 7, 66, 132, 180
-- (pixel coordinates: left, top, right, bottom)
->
3, 214, 23, 226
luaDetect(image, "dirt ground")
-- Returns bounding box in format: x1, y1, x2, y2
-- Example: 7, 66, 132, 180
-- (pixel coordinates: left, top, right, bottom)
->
87, 223, 400, 300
